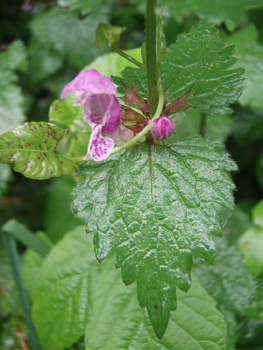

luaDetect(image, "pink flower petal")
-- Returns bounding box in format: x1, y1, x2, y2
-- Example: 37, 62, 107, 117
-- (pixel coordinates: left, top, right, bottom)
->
108, 127, 134, 146
61, 69, 117, 98
83, 94, 121, 134
84, 124, 114, 161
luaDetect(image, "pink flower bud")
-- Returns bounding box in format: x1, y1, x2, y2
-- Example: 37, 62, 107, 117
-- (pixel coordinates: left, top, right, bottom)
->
150, 116, 175, 140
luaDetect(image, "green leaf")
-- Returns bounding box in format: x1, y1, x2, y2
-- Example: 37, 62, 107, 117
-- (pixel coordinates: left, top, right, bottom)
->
156, 18, 167, 65
112, 67, 148, 98
29, 7, 106, 69
85, 48, 142, 78
252, 199, 263, 228
166, 108, 231, 144
0, 163, 12, 198
194, 238, 260, 314
0, 122, 78, 180
162, 21, 244, 115
0, 41, 27, 134
85, 262, 227, 350
158, 0, 263, 27
96, 22, 126, 50
2, 219, 50, 257
49, 100, 80, 126
33, 226, 227, 350
58, 0, 103, 15
72, 137, 237, 337
22, 231, 53, 297
0, 40, 27, 72
44, 176, 85, 243
234, 42, 263, 110
32, 226, 96, 350
237, 227, 263, 276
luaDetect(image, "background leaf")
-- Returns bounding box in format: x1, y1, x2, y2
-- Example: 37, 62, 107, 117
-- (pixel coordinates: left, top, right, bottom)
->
72, 137, 237, 337
58, 0, 104, 15
158, 0, 263, 27
32, 226, 227, 350
32, 226, 96, 350
0, 122, 78, 180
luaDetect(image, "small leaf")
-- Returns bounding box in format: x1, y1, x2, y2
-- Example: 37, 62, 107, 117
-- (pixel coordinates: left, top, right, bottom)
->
96, 22, 126, 51
162, 21, 244, 115
32, 226, 96, 350
0, 122, 78, 180
156, 17, 166, 65
72, 137, 237, 337
238, 227, 263, 276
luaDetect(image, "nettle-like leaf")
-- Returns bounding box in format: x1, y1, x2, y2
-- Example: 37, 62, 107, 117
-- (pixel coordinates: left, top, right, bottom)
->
194, 238, 261, 315
0, 122, 78, 180
162, 21, 244, 115
33, 226, 227, 350
32, 226, 96, 350
72, 137, 237, 337
113, 21, 244, 116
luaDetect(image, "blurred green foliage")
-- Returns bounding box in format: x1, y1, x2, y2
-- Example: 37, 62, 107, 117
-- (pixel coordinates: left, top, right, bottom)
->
1, 0, 263, 349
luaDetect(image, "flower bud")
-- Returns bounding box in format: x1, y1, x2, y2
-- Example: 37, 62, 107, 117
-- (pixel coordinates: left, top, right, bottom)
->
150, 116, 175, 140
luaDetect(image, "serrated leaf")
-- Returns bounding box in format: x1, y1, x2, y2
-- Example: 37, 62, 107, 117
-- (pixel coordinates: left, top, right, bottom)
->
29, 7, 106, 69
158, 0, 263, 27
238, 227, 263, 276
233, 41, 263, 110
112, 66, 148, 98
72, 136, 237, 337
32, 226, 96, 350
85, 260, 227, 350
162, 21, 244, 115
32, 226, 227, 350
58, 0, 103, 15
22, 231, 53, 296
0, 122, 78, 180
96, 22, 126, 50
194, 238, 260, 314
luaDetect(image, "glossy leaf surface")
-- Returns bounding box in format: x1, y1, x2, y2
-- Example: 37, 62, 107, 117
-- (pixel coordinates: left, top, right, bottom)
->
72, 137, 237, 337
0, 122, 78, 180
162, 21, 244, 115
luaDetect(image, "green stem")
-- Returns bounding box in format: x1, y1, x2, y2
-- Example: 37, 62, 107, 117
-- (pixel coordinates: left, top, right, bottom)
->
145, 0, 158, 116
111, 44, 146, 71
1, 232, 41, 350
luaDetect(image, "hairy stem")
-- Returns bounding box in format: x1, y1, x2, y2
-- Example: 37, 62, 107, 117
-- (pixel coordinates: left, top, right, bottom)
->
111, 44, 146, 71
145, 0, 158, 116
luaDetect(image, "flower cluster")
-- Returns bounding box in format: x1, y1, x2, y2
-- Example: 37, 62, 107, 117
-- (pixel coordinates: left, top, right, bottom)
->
61, 69, 134, 161
61, 69, 177, 161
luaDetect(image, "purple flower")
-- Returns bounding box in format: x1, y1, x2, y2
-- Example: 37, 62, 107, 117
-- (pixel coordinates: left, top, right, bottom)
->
61, 69, 133, 161
150, 116, 175, 140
